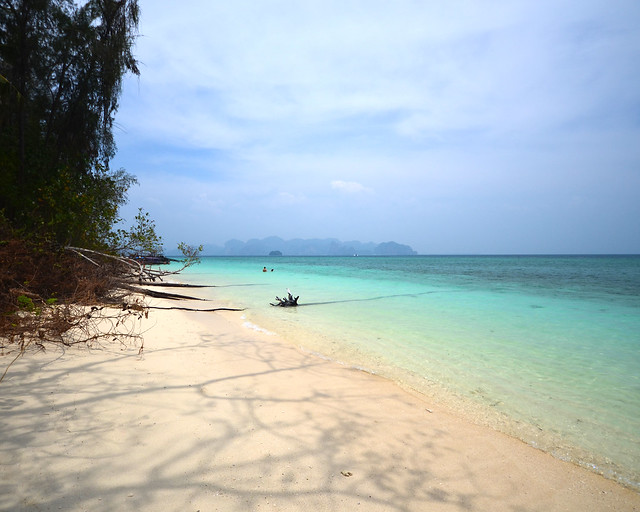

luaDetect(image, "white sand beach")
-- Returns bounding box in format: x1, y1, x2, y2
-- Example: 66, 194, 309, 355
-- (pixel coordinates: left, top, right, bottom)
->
1, 299, 639, 512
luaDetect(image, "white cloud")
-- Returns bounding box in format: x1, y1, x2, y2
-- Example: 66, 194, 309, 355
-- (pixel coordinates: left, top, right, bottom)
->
112, 0, 640, 253
331, 180, 372, 194
123, 0, 640, 149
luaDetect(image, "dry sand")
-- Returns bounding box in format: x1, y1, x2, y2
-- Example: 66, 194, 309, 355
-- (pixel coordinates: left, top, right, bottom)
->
1, 299, 639, 512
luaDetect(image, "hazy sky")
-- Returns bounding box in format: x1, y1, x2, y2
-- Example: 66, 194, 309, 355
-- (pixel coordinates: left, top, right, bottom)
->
112, 0, 640, 254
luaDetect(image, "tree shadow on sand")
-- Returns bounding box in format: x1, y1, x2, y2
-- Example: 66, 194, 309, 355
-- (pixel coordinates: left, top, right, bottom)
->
0, 326, 573, 512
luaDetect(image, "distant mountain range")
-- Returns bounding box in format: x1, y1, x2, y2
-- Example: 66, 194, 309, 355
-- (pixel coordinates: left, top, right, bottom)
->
169, 236, 417, 256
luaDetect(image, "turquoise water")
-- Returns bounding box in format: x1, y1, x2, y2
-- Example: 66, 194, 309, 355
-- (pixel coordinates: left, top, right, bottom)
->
174, 255, 640, 490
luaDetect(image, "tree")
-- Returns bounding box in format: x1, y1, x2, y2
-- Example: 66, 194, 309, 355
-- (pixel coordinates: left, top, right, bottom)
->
0, 2, 222, 385
116, 208, 164, 256
0, 0, 140, 248
1, 1, 170, 375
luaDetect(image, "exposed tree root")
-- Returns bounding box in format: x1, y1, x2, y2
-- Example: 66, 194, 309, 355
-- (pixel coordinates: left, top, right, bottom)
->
1, 241, 238, 381
122, 285, 206, 301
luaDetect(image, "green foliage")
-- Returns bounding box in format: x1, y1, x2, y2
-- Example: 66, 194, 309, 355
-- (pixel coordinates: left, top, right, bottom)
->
177, 242, 203, 265
0, 0, 140, 250
30, 166, 138, 249
116, 208, 164, 256
16, 295, 35, 312
16, 294, 43, 315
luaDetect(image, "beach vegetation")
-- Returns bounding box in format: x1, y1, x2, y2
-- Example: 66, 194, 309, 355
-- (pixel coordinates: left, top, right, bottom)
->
177, 242, 204, 266
16, 295, 36, 313
0, 1, 207, 379
0, 216, 206, 381
116, 208, 165, 256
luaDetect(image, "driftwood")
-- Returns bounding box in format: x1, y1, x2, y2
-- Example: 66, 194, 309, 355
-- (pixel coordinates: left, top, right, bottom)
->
271, 289, 299, 307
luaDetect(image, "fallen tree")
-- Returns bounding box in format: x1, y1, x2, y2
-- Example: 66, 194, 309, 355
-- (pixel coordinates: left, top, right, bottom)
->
0, 234, 240, 382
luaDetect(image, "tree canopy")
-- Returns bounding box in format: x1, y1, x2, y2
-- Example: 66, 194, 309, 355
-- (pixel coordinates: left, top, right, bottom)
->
0, 0, 140, 249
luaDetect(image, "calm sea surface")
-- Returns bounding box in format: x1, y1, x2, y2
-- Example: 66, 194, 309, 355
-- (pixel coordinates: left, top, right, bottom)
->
173, 255, 640, 490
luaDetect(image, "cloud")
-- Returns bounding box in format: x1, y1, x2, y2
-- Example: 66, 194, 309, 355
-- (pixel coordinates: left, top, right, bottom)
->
330, 180, 372, 194
111, 0, 640, 254
122, 0, 639, 163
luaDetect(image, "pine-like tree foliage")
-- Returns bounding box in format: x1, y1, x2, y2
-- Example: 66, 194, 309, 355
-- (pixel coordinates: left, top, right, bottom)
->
0, 0, 140, 249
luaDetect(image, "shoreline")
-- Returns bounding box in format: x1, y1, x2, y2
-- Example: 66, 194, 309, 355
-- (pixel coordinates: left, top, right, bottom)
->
177, 257, 640, 492
216, 295, 639, 492
1, 299, 639, 511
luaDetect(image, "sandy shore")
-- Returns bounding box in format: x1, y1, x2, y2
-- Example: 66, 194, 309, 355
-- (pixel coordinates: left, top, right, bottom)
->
1, 299, 639, 512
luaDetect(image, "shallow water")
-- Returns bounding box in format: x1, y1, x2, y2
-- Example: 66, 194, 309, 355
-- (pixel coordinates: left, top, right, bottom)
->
174, 255, 640, 490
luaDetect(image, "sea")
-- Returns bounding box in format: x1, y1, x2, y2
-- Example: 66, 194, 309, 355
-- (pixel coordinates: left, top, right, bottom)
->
171, 255, 640, 490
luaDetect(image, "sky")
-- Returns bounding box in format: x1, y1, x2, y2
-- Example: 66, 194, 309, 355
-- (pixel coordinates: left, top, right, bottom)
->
111, 0, 640, 254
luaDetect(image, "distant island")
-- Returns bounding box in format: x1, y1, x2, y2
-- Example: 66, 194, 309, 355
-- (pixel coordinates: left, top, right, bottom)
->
169, 236, 417, 256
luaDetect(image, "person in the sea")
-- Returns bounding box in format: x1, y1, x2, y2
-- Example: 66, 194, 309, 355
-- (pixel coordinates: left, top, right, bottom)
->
263, 267, 267, 272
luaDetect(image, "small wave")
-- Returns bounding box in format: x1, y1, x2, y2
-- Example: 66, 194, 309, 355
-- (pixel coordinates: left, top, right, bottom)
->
242, 321, 275, 336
